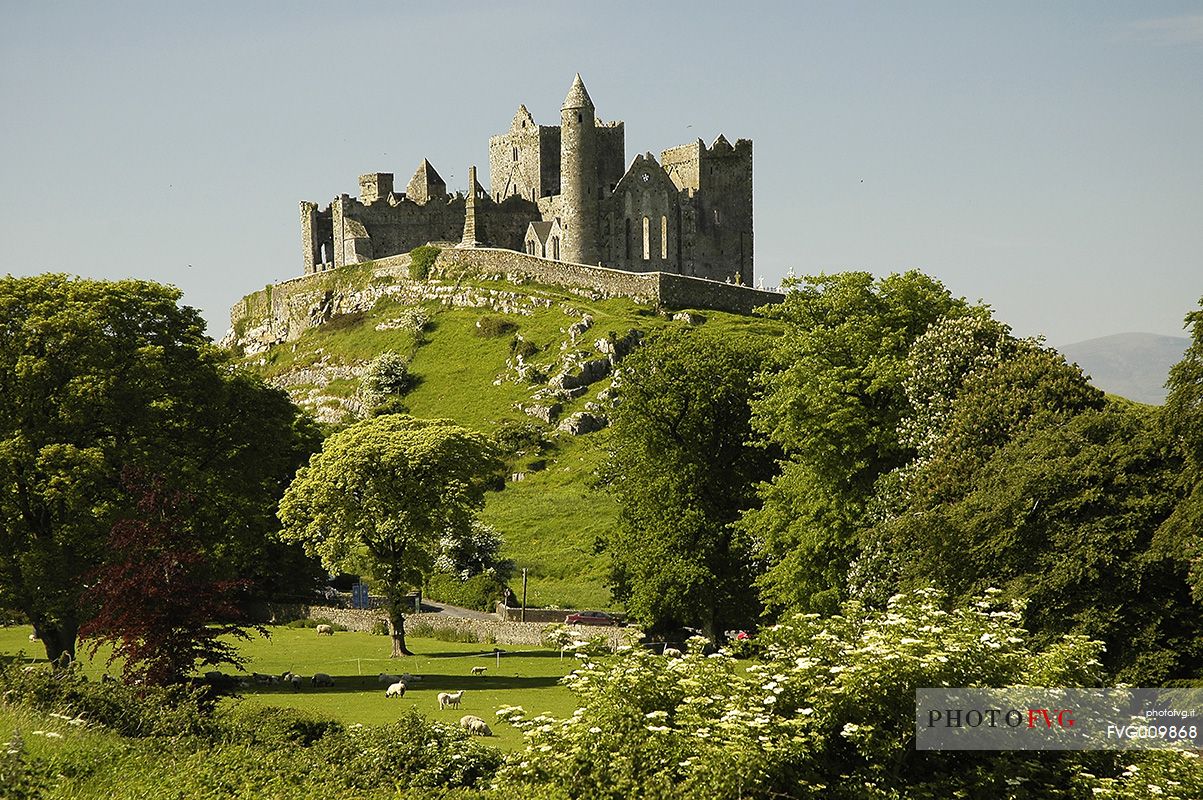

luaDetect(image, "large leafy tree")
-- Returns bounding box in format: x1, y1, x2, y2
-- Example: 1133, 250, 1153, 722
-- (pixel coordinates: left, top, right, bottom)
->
1158, 297, 1203, 601
892, 312, 1105, 509
79, 472, 262, 685
864, 309, 1197, 681
892, 406, 1194, 682
0, 275, 315, 662
742, 271, 969, 613
278, 414, 499, 657
598, 327, 777, 639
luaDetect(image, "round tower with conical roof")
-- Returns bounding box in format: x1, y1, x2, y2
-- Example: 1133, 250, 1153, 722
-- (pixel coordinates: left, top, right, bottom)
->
559, 74, 599, 265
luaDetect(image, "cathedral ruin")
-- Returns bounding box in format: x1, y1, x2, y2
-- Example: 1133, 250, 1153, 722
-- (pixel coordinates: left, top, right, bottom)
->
300, 74, 753, 285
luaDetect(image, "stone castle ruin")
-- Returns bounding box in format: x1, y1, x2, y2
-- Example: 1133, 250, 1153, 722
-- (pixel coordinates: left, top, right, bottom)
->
300, 74, 753, 285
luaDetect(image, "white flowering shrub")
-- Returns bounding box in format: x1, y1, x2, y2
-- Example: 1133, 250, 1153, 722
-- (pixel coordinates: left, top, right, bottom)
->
434, 521, 509, 578
361, 350, 417, 406
493, 588, 1179, 799
1084, 752, 1203, 800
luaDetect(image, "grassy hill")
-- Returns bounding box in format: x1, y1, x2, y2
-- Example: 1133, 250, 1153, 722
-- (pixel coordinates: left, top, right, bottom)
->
235, 268, 782, 611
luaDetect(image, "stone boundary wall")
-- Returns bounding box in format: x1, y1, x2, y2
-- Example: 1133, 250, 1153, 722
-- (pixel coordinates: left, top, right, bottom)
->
435, 247, 785, 316
656, 272, 784, 316
493, 603, 628, 626
227, 247, 785, 351
268, 604, 640, 648
228, 254, 411, 333
434, 247, 660, 303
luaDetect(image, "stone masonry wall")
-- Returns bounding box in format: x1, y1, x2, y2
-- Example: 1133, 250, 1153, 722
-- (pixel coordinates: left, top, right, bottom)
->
226, 248, 783, 355
433, 247, 660, 302
656, 272, 782, 316
270, 604, 640, 648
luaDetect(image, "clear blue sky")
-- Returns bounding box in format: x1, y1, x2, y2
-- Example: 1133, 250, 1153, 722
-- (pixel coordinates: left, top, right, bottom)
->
2, 1, 1200, 345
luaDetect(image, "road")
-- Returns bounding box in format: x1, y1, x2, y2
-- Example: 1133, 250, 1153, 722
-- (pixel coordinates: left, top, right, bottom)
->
417, 599, 498, 622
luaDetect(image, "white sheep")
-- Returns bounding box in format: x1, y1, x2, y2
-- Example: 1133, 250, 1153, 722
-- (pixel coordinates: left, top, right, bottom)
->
437, 690, 464, 710
28, 633, 37, 642
315, 624, 334, 636
385, 681, 406, 698
470, 666, 487, 676
287, 674, 301, 692
662, 647, 683, 658
311, 672, 335, 687
460, 715, 492, 736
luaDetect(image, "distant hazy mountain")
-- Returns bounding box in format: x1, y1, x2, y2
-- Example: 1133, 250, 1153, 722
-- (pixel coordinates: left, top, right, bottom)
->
1058, 333, 1190, 405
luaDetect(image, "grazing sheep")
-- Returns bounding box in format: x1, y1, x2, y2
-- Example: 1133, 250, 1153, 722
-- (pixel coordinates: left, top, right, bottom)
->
401, 673, 418, 683
378, 673, 402, 685
315, 624, 334, 636
203, 671, 237, 690
28, 633, 37, 642
460, 715, 492, 736
662, 647, 683, 658
311, 672, 335, 687
470, 666, 487, 676
252, 672, 272, 685
288, 674, 301, 692
385, 681, 406, 698
437, 690, 464, 710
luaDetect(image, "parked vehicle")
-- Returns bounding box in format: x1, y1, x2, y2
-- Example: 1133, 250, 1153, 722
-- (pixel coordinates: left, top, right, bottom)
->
564, 610, 620, 626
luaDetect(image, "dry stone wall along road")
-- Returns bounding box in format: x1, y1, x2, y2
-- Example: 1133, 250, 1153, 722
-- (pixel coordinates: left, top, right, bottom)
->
270, 602, 641, 648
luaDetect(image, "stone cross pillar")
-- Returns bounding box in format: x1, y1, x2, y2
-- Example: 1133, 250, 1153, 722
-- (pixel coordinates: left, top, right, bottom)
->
459, 166, 482, 247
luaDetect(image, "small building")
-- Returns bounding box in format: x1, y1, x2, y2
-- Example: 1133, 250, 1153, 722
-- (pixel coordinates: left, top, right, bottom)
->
523, 219, 563, 261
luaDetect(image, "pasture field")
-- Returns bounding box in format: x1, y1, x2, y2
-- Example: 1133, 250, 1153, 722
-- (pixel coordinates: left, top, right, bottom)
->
1, 623, 583, 751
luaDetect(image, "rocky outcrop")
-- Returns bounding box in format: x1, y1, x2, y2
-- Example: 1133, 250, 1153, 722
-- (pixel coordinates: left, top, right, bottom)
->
523, 403, 561, 424
557, 411, 607, 436
549, 357, 612, 391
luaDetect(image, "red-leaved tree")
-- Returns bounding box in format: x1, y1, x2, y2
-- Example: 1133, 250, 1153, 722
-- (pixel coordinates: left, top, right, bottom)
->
79, 471, 264, 685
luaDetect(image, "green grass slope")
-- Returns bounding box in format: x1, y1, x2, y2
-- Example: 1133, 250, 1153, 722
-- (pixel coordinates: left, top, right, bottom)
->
238, 270, 781, 611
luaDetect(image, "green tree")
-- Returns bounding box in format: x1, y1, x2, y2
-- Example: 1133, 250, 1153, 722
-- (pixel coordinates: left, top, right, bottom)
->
743, 270, 969, 613
598, 328, 777, 640
0, 275, 314, 662
894, 312, 1105, 508
855, 309, 1198, 680
1158, 297, 1203, 601
278, 414, 499, 656
893, 406, 1195, 682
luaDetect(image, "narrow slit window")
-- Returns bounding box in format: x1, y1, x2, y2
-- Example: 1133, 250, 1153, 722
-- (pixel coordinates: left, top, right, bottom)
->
661, 215, 668, 259
642, 216, 650, 261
